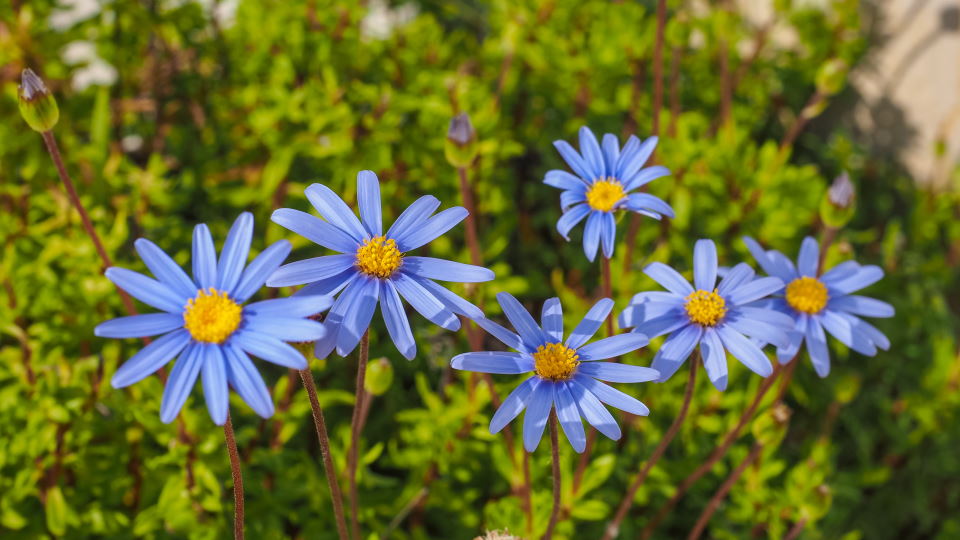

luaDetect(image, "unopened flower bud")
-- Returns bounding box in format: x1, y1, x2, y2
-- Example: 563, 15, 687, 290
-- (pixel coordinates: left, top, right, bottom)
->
445, 113, 478, 168
18, 69, 59, 132
820, 171, 856, 228
364, 357, 393, 396
815, 59, 848, 97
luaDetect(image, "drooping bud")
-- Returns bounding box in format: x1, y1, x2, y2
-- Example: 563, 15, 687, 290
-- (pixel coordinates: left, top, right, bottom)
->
820, 171, 856, 228
18, 69, 59, 132
445, 112, 478, 168
364, 357, 394, 396
815, 59, 849, 97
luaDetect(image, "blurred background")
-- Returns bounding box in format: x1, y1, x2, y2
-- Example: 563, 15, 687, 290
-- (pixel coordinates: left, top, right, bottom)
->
1, 0, 959, 538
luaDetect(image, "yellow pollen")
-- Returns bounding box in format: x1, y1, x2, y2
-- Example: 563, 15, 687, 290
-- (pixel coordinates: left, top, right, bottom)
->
183, 288, 242, 344
355, 235, 403, 278
785, 276, 828, 314
684, 289, 727, 327
585, 178, 627, 212
533, 342, 580, 381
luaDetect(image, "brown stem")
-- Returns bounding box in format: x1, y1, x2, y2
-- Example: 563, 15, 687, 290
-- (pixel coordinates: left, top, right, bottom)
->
522, 448, 534, 537
779, 92, 825, 151
603, 359, 698, 540
784, 517, 808, 540
347, 330, 370, 540
668, 46, 682, 138
223, 416, 244, 540
543, 412, 561, 540
640, 364, 783, 540
457, 167, 483, 268
40, 131, 137, 316
299, 369, 350, 540
817, 227, 838, 275
686, 442, 764, 540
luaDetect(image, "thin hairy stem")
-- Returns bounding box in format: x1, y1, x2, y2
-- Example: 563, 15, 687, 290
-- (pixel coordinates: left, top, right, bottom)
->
543, 412, 562, 540
603, 359, 698, 540
686, 442, 764, 540
223, 416, 244, 540
348, 331, 370, 540
299, 369, 350, 540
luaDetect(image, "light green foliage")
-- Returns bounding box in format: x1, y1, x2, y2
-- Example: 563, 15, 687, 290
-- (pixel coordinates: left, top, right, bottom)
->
0, 0, 957, 538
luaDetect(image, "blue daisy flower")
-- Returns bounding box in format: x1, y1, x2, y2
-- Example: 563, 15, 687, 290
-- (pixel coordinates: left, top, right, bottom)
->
451, 292, 655, 453
544, 126, 675, 261
618, 239, 795, 391
268, 170, 494, 360
743, 236, 893, 377
95, 212, 331, 425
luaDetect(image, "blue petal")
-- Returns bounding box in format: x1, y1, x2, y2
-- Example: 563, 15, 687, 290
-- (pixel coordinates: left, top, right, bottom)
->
544, 170, 588, 190
522, 380, 554, 452
490, 377, 538, 434
716, 325, 772, 377
819, 260, 861, 285
818, 310, 876, 356
573, 374, 649, 416
267, 254, 355, 287
95, 313, 184, 339
576, 362, 658, 383
414, 277, 484, 320
828, 295, 894, 318
159, 343, 203, 423
600, 211, 616, 259
693, 239, 718, 291
231, 240, 292, 303
578, 334, 649, 361
243, 315, 326, 342
776, 313, 808, 365
192, 223, 218, 289
625, 192, 674, 218
582, 211, 602, 262
391, 273, 460, 331
726, 276, 785, 305
451, 352, 534, 374
651, 324, 702, 382
742, 236, 788, 280
201, 344, 229, 425
385, 195, 441, 244
475, 317, 526, 352
553, 139, 594, 181
724, 310, 791, 349
357, 170, 383, 237
567, 298, 614, 349
336, 278, 380, 356
217, 212, 254, 293
270, 208, 359, 253
111, 329, 191, 388
578, 126, 605, 180
244, 295, 334, 318
700, 328, 728, 391
557, 204, 590, 240
600, 133, 620, 176
824, 265, 883, 294
304, 183, 367, 241
396, 207, 468, 252
232, 330, 308, 369
105, 267, 186, 313
135, 238, 196, 299
224, 343, 274, 418
629, 313, 688, 340
379, 280, 416, 360
292, 268, 355, 298
717, 263, 756, 296
497, 292, 550, 349
618, 301, 683, 330
560, 189, 587, 211
797, 236, 819, 277
541, 297, 564, 342
644, 262, 694, 296
617, 136, 657, 181
624, 165, 670, 191
805, 316, 831, 377
566, 380, 620, 440
403, 256, 494, 283
835, 311, 890, 350
554, 383, 586, 453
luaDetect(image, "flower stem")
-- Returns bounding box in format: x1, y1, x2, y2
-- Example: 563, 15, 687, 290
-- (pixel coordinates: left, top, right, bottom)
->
223, 415, 244, 540
347, 330, 370, 540
784, 517, 808, 540
602, 359, 698, 540
298, 369, 350, 540
640, 363, 784, 540
457, 166, 483, 269
543, 412, 562, 540
40, 131, 138, 317
686, 442, 764, 540
817, 226, 838, 275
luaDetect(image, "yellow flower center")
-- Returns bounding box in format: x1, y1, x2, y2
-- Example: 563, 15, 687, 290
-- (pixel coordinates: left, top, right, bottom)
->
355, 235, 403, 278
785, 276, 828, 314
585, 178, 626, 212
533, 342, 580, 381
183, 288, 242, 344
684, 289, 727, 327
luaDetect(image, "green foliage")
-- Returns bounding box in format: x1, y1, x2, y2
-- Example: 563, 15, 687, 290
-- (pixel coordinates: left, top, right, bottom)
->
1, 0, 957, 538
